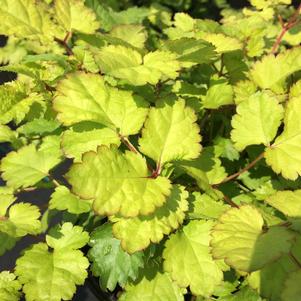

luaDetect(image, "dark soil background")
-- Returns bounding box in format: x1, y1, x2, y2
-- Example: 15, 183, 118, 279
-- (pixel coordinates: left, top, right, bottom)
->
0, 0, 300, 300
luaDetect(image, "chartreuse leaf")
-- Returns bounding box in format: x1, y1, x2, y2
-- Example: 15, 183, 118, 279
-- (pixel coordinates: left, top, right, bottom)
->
46, 222, 89, 250
110, 25, 147, 48
163, 220, 223, 297
88, 223, 144, 291
0, 271, 21, 301
211, 205, 294, 272
94, 45, 180, 85
197, 33, 242, 53
55, 0, 99, 34
139, 99, 201, 165
250, 48, 301, 93
49, 186, 92, 214
119, 272, 185, 301
188, 192, 230, 220
0, 82, 43, 125
61, 122, 120, 162
0, 201, 41, 237
0, 0, 56, 38
231, 92, 283, 151
111, 185, 188, 253
218, 287, 263, 301
67, 146, 171, 217
53, 72, 148, 135
201, 78, 234, 109
265, 96, 301, 180
15, 223, 89, 301
17, 119, 60, 136
0, 139, 62, 189
0, 125, 16, 143
163, 38, 216, 66
266, 190, 301, 217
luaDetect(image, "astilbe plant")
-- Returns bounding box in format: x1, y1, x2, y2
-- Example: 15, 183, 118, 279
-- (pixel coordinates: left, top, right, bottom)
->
1, 0, 301, 300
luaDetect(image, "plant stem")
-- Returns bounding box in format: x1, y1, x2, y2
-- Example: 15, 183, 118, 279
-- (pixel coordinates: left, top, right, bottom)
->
271, 3, 301, 54
215, 152, 265, 186
290, 251, 301, 269
119, 135, 139, 154
54, 32, 73, 56
223, 194, 239, 208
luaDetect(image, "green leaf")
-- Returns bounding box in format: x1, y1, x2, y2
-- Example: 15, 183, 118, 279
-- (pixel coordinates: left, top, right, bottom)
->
231, 92, 283, 151
282, 270, 301, 301
55, 0, 99, 34
266, 190, 301, 218
219, 287, 263, 301
110, 25, 147, 48
46, 222, 89, 250
250, 48, 301, 93
49, 186, 92, 214
0, 233, 18, 256
198, 33, 242, 53
94, 45, 180, 85
0, 0, 56, 38
0, 82, 43, 125
111, 185, 188, 253
17, 119, 60, 136
0, 271, 21, 301
119, 272, 185, 301
211, 205, 294, 272
15, 223, 89, 301
163, 38, 216, 66
53, 72, 148, 134
265, 95, 301, 180
0, 125, 17, 143
67, 146, 171, 217
88, 223, 144, 291
139, 99, 201, 165
248, 237, 301, 300
201, 78, 234, 109
61, 122, 120, 162
163, 220, 223, 297
233, 80, 257, 104
188, 192, 230, 220
0, 140, 62, 189
0, 202, 41, 237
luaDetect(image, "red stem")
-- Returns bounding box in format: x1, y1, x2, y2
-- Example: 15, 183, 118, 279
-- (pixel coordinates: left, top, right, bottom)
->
215, 152, 265, 186
271, 3, 301, 54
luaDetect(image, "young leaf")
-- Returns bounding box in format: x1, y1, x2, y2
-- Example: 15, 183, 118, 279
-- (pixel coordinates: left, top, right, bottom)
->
0, 202, 41, 237
55, 0, 99, 34
119, 272, 185, 301
211, 205, 294, 272
53, 72, 148, 135
231, 92, 283, 151
67, 146, 171, 217
265, 96, 301, 180
0, 125, 16, 143
0, 271, 21, 301
15, 223, 89, 301
88, 223, 144, 291
49, 186, 92, 214
163, 220, 223, 297
139, 99, 201, 165
0, 141, 61, 189
46, 222, 89, 250
111, 185, 188, 253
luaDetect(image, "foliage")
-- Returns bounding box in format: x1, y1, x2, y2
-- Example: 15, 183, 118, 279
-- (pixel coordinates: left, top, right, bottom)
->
0, 0, 301, 300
